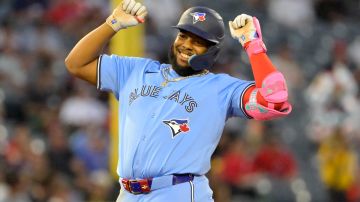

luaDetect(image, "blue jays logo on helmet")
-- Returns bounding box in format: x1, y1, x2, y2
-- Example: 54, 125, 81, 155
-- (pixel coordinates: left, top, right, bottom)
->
163, 119, 190, 138
190, 12, 206, 24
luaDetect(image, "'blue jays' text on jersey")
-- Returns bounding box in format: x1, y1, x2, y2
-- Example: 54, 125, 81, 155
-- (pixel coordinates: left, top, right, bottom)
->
97, 54, 254, 179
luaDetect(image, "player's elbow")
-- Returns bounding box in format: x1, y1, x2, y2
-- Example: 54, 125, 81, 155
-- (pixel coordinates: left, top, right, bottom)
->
64, 55, 79, 76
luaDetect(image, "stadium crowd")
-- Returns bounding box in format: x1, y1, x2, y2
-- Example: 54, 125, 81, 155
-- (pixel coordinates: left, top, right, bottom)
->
1, 0, 360, 201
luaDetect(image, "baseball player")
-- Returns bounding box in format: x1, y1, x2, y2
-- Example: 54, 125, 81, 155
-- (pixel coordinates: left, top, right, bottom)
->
65, 0, 292, 201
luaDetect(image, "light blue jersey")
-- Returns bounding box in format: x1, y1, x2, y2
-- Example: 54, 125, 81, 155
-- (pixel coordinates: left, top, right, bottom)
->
97, 54, 254, 201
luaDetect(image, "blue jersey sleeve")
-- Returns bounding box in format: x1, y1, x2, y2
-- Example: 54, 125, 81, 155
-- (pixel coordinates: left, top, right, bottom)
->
96, 54, 152, 99
229, 81, 254, 118
216, 74, 254, 119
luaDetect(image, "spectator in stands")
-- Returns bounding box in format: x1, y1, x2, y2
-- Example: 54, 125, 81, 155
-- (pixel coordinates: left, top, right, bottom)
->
317, 127, 358, 202
347, 169, 360, 202
1, 170, 31, 202
208, 129, 233, 202
70, 125, 109, 172
221, 136, 260, 199
46, 123, 74, 176
253, 131, 297, 179
59, 81, 108, 127
3, 124, 31, 169
314, 0, 348, 23
267, 0, 315, 30
305, 40, 358, 142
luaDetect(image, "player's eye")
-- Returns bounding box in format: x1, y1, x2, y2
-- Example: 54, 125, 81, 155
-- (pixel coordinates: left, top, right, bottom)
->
171, 121, 176, 124
194, 40, 202, 46
179, 33, 187, 39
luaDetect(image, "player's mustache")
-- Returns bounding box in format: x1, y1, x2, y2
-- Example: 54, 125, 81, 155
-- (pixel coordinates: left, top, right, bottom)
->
177, 47, 194, 56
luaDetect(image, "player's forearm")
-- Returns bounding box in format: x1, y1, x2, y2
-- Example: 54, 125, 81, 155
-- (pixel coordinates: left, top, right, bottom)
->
65, 23, 116, 74
242, 51, 292, 119
248, 53, 284, 110
248, 53, 276, 88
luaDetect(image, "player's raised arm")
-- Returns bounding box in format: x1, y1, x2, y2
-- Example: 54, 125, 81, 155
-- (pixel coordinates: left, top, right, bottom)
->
229, 14, 292, 120
64, 0, 147, 85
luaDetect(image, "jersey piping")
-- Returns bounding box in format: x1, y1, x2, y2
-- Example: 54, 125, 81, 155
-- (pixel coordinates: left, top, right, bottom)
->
240, 82, 255, 119
96, 55, 103, 90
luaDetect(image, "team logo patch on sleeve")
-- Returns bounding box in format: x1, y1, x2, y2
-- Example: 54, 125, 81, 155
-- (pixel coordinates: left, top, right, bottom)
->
190, 12, 206, 24
163, 119, 190, 138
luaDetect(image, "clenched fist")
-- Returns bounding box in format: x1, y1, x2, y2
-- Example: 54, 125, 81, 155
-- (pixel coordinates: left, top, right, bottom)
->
106, 0, 147, 32
229, 14, 266, 55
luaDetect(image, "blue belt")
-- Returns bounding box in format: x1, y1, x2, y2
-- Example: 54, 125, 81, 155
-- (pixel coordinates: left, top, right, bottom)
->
120, 174, 195, 194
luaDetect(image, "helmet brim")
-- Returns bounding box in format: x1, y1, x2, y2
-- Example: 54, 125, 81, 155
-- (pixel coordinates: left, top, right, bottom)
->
173, 25, 219, 44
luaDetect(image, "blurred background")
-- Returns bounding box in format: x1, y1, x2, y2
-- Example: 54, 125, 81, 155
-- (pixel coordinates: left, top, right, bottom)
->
1, 0, 360, 202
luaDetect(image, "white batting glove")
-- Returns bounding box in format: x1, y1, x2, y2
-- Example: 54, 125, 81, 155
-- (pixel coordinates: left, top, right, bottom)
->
229, 14, 258, 47
229, 14, 266, 55
106, 0, 147, 32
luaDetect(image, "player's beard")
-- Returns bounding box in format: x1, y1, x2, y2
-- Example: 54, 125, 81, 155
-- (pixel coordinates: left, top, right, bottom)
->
168, 45, 202, 77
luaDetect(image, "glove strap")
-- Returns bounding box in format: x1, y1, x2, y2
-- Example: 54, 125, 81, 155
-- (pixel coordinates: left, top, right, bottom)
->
106, 14, 124, 32
244, 17, 266, 56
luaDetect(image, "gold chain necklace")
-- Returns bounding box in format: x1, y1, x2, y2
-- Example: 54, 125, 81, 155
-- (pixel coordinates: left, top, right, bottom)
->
161, 66, 209, 87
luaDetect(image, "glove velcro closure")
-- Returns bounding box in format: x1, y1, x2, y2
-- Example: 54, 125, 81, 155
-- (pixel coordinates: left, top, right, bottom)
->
106, 14, 123, 32
245, 39, 267, 55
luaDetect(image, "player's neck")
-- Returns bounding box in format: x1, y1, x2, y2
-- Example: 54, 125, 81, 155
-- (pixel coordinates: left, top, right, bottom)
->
171, 65, 202, 77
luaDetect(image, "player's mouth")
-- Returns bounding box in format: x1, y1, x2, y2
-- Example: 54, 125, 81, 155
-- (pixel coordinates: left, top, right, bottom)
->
177, 49, 193, 62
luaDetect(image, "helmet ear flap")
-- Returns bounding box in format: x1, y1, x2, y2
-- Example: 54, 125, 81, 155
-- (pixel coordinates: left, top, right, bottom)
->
188, 45, 220, 71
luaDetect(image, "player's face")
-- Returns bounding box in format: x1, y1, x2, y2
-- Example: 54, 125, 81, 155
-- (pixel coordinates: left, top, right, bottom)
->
172, 31, 211, 68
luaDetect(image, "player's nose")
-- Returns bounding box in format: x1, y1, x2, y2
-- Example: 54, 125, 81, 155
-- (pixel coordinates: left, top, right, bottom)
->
182, 38, 193, 50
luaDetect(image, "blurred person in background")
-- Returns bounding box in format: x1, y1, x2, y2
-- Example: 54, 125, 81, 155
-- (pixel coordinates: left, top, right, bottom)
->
305, 40, 358, 142
267, 0, 315, 31
46, 123, 74, 176
0, 170, 31, 202
27, 152, 52, 202
317, 127, 358, 202
0, 88, 4, 126
47, 173, 82, 202
87, 170, 114, 201
207, 129, 233, 202
3, 124, 32, 169
347, 169, 360, 202
0, 21, 27, 123
314, 0, 348, 24
70, 125, 109, 173
253, 130, 297, 180
59, 81, 108, 128
220, 136, 260, 201
45, 0, 87, 27
253, 128, 297, 201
